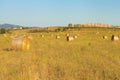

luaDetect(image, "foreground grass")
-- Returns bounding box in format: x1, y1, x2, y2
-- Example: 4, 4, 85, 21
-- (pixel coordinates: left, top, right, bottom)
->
0, 28, 120, 80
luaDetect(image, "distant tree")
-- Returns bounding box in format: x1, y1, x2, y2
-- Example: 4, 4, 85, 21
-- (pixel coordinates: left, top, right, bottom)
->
68, 23, 73, 27
55, 28, 61, 32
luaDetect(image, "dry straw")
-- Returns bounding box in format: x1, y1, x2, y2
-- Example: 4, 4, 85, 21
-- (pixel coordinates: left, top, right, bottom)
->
67, 36, 74, 41
11, 35, 31, 50
56, 35, 60, 39
103, 36, 108, 39
111, 35, 119, 41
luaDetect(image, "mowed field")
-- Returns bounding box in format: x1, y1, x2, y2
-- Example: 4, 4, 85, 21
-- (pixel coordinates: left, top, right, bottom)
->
0, 28, 120, 80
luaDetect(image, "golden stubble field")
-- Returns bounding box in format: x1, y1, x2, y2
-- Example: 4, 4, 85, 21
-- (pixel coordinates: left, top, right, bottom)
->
0, 28, 120, 80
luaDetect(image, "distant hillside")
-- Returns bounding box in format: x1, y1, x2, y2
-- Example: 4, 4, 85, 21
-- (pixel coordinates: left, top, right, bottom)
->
0, 23, 22, 28
74, 23, 113, 27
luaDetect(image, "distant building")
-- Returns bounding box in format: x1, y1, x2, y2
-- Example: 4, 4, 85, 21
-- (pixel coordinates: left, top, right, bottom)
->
13, 27, 23, 30
20, 27, 23, 29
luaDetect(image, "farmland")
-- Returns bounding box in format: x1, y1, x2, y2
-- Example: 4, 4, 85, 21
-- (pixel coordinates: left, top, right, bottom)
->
0, 27, 120, 80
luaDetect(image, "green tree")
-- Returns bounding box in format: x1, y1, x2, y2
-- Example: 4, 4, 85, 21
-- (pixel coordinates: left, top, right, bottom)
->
68, 23, 73, 27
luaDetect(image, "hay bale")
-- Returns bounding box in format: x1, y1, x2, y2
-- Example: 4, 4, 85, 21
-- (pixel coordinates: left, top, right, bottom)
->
11, 35, 30, 50
103, 36, 108, 39
66, 34, 69, 36
111, 35, 119, 41
56, 35, 60, 39
41, 35, 44, 38
67, 36, 74, 41
74, 35, 78, 39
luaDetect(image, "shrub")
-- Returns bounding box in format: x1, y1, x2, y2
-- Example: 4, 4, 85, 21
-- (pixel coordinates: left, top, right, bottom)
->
68, 23, 73, 27
0, 28, 6, 34
0, 28, 11, 34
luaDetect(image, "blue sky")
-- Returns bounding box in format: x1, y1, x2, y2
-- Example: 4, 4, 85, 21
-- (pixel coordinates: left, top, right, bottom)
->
0, 0, 120, 27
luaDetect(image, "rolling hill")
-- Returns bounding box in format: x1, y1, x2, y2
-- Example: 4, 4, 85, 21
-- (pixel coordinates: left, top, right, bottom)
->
0, 23, 22, 28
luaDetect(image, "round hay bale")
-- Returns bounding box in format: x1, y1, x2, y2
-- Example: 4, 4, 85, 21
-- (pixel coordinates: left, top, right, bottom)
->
66, 34, 69, 36
41, 35, 44, 38
67, 36, 74, 41
74, 35, 78, 39
11, 35, 31, 51
56, 35, 60, 39
103, 36, 108, 39
22, 36, 30, 50
111, 35, 119, 41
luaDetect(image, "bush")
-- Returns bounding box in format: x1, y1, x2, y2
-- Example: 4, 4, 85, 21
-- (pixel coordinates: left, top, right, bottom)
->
0, 28, 6, 34
0, 28, 11, 34
68, 23, 73, 27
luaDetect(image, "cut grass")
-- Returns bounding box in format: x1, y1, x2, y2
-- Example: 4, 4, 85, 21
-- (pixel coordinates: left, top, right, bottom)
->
0, 28, 120, 80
